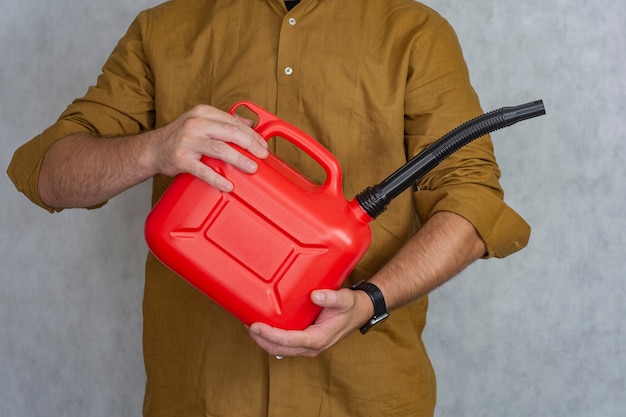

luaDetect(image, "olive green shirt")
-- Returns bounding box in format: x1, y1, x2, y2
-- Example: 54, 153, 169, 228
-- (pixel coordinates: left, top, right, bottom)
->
8, 0, 530, 416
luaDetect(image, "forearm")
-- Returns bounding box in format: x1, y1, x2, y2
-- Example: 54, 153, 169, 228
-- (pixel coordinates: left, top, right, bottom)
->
37, 132, 157, 208
248, 210, 487, 357
370, 211, 487, 311
36, 105, 269, 209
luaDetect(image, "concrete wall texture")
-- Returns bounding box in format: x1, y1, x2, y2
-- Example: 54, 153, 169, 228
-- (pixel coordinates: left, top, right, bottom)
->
1, 1, 624, 416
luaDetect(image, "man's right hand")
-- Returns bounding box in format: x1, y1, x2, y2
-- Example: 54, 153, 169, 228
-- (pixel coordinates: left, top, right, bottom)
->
147, 104, 269, 192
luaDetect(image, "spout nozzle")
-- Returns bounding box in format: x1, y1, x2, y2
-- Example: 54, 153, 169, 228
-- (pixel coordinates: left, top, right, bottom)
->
502, 100, 545, 127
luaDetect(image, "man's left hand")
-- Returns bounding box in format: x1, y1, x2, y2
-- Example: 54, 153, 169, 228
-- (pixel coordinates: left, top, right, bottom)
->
247, 288, 372, 358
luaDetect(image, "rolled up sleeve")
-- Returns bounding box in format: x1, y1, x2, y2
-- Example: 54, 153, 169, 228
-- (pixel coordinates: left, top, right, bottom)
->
405, 19, 530, 258
7, 10, 155, 213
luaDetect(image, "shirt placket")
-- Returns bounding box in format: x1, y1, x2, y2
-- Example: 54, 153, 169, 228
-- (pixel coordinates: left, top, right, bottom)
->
273, 1, 321, 119
267, 4, 323, 416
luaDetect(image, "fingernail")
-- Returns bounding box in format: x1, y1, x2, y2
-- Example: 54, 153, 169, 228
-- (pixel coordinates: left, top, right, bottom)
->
313, 291, 325, 303
246, 160, 257, 172
221, 180, 234, 192
254, 144, 268, 158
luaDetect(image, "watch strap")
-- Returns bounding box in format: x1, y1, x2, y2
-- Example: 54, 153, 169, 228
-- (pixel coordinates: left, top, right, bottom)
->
350, 280, 389, 334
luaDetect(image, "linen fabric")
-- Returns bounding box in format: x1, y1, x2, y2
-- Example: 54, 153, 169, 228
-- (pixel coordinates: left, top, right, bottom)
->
8, 0, 530, 416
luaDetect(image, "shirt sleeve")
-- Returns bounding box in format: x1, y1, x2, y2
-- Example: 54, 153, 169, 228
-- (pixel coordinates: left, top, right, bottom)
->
6, 10, 155, 213
404, 19, 530, 258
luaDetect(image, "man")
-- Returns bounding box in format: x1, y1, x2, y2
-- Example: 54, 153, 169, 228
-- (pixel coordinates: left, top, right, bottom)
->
8, 0, 530, 415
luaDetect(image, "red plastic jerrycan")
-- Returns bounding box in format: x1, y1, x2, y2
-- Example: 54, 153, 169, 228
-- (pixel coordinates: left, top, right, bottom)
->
145, 99, 546, 330
145, 101, 373, 330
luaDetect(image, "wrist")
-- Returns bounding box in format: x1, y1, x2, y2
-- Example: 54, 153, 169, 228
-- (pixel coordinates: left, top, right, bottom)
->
135, 130, 163, 178
354, 289, 374, 323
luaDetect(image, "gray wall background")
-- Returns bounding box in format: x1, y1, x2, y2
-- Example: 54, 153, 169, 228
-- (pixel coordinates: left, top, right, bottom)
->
1, 0, 624, 416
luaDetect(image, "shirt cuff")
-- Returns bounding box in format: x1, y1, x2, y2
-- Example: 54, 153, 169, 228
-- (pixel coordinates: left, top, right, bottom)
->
7, 122, 105, 213
413, 184, 530, 258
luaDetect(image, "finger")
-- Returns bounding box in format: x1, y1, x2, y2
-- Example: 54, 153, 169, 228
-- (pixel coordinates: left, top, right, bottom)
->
186, 158, 233, 192
193, 123, 268, 170
222, 118, 269, 158
248, 324, 302, 357
311, 289, 350, 309
232, 115, 270, 156
249, 323, 315, 350
249, 323, 298, 346
197, 132, 261, 174
232, 113, 257, 129
191, 106, 268, 158
177, 117, 259, 174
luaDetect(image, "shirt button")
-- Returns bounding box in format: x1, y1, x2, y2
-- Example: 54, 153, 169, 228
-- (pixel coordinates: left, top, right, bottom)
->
284, 67, 294, 76
288, 17, 297, 26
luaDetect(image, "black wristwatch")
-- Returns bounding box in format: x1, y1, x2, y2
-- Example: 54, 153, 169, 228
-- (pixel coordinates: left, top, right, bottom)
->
350, 280, 389, 334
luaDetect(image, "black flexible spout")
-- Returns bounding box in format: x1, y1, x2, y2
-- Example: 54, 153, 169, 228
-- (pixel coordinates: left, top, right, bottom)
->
356, 100, 546, 219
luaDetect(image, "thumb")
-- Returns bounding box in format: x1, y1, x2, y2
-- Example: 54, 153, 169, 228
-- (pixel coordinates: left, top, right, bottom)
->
311, 289, 350, 308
